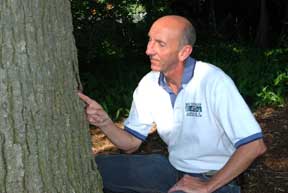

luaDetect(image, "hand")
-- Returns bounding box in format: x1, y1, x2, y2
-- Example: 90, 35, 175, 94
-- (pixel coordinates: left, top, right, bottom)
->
77, 92, 112, 127
168, 175, 210, 193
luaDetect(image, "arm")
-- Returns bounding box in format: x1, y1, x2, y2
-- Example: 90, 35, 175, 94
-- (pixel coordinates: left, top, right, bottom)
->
78, 92, 142, 153
169, 73, 267, 192
205, 138, 266, 192
168, 138, 267, 193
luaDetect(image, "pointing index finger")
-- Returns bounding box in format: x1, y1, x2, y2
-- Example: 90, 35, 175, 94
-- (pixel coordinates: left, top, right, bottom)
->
77, 92, 99, 106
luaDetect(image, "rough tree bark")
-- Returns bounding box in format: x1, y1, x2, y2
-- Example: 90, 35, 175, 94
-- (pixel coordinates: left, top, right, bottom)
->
255, 0, 269, 48
0, 0, 102, 192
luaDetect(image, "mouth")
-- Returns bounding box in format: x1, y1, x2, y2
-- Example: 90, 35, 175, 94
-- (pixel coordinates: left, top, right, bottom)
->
149, 57, 159, 62
150, 60, 159, 71
150, 59, 158, 65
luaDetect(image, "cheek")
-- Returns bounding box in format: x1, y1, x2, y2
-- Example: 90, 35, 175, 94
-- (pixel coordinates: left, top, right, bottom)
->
162, 52, 176, 62
158, 51, 170, 60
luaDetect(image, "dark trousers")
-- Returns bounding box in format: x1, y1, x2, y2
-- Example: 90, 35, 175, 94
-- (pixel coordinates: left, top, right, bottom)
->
95, 154, 241, 193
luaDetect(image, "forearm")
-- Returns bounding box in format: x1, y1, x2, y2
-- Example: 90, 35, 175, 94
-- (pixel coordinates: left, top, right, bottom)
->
100, 120, 142, 153
77, 91, 143, 153
206, 139, 267, 193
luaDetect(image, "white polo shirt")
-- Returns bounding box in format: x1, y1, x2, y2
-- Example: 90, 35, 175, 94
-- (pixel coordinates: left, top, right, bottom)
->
124, 57, 263, 173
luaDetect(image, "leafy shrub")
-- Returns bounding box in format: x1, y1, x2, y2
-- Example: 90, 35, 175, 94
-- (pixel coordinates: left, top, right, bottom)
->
256, 70, 288, 107
74, 1, 288, 118
194, 42, 288, 108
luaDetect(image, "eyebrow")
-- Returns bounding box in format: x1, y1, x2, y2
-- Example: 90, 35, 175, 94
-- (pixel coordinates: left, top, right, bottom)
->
148, 36, 166, 45
156, 39, 166, 46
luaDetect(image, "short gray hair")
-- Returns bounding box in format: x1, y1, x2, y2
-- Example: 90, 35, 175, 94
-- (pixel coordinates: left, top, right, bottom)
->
180, 22, 196, 47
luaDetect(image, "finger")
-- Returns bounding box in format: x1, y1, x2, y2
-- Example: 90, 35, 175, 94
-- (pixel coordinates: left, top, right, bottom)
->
168, 185, 181, 193
167, 186, 175, 193
77, 92, 95, 104
87, 114, 102, 123
87, 114, 100, 122
168, 182, 183, 193
78, 92, 102, 109
183, 174, 204, 182
86, 106, 102, 114
87, 116, 106, 126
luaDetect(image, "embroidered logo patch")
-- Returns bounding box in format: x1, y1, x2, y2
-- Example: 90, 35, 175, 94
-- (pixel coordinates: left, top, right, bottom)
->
185, 103, 202, 117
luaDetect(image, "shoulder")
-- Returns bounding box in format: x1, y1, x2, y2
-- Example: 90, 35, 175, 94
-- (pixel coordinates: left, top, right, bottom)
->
132, 71, 161, 97
138, 71, 160, 87
194, 61, 234, 87
194, 61, 226, 78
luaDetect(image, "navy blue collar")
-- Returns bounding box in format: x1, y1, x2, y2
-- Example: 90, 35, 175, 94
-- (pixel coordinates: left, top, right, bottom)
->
158, 57, 196, 107
158, 57, 196, 88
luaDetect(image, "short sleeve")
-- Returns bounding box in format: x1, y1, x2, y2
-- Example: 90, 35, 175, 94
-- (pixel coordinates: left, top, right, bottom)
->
124, 85, 154, 141
212, 74, 263, 148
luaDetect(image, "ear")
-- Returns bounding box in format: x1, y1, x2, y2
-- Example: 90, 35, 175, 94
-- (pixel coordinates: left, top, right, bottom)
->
178, 45, 193, 62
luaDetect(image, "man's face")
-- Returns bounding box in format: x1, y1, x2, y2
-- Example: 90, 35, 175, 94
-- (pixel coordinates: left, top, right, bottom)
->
146, 21, 182, 73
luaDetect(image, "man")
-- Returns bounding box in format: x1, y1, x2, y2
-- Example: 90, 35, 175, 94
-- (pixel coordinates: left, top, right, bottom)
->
78, 15, 267, 193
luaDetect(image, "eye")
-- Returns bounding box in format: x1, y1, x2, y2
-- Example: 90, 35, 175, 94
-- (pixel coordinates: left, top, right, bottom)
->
155, 39, 166, 47
159, 42, 166, 47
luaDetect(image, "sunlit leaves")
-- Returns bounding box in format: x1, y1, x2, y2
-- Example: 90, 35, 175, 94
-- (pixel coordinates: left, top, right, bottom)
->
126, 3, 146, 23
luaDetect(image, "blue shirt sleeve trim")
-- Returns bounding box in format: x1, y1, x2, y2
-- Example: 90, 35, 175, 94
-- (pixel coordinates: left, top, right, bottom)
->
124, 126, 147, 141
234, 132, 263, 148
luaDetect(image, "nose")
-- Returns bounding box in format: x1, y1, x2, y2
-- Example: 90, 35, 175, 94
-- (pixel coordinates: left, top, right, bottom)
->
145, 40, 155, 56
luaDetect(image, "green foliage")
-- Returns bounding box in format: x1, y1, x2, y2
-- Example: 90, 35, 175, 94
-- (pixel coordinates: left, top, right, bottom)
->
257, 87, 284, 107
72, 1, 288, 119
255, 48, 288, 107
80, 71, 132, 121
193, 41, 288, 108
71, 0, 171, 65
256, 70, 288, 107
80, 61, 149, 121
80, 42, 287, 120
72, 0, 171, 120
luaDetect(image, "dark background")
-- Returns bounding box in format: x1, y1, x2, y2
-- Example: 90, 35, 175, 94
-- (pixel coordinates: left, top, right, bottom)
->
71, 0, 288, 119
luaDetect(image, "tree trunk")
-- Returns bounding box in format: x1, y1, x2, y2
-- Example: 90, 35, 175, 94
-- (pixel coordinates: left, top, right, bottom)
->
255, 0, 269, 48
0, 0, 102, 192
279, 1, 288, 47
208, 0, 217, 34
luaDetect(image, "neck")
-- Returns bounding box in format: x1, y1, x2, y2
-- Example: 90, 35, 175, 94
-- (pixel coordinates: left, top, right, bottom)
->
164, 62, 185, 94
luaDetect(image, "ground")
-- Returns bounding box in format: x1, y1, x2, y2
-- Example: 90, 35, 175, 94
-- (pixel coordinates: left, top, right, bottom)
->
90, 105, 288, 193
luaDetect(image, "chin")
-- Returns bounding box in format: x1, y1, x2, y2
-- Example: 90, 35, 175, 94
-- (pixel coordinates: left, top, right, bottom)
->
150, 62, 160, 70
151, 65, 160, 72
